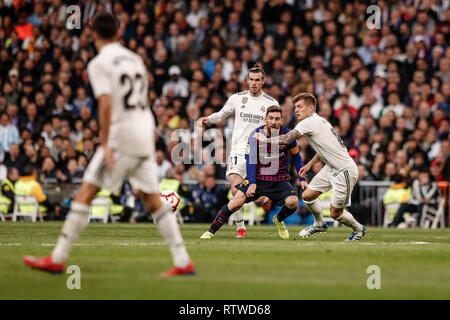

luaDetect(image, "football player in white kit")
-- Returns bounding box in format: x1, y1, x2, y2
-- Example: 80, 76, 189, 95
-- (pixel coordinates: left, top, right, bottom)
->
23, 12, 195, 276
254, 93, 366, 241
197, 66, 279, 238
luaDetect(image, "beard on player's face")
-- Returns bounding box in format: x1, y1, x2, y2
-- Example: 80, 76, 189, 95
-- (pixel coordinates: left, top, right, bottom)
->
250, 86, 261, 95
266, 116, 282, 131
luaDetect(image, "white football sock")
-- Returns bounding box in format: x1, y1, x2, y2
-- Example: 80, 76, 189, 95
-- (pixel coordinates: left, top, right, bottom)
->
262, 196, 269, 205
232, 202, 245, 230
153, 204, 191, 268
335, 210, 363, 232
304, 199, 325, 227
52, 202, 90, 264
229, 195, 245, 230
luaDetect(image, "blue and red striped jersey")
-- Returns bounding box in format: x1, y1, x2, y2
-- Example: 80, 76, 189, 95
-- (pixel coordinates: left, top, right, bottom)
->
246, 125, 301, 183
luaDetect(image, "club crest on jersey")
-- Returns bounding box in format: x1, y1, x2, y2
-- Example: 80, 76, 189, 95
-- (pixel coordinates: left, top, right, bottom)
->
260, 106, 266, 113
242, 97, 248, 104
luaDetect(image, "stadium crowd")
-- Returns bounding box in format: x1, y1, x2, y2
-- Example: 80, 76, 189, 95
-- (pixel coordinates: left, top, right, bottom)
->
0, 0, 449, 222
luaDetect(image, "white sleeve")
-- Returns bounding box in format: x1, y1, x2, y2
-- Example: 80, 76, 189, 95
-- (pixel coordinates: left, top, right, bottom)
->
87, 60, 113, 98
207, 95, 235, 124
294, 117, 313, 136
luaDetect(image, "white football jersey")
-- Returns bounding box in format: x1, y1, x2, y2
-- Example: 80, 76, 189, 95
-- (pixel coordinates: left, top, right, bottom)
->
208, 91, 279, 155
294, 113, 356, 173
87, 42, 154, 157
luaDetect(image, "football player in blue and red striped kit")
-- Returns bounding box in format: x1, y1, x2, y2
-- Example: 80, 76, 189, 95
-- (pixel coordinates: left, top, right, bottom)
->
200, 105, 308, 239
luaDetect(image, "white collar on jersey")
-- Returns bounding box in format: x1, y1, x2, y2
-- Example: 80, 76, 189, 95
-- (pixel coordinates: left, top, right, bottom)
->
99, 41, 120, 53
249, 90, 265, 98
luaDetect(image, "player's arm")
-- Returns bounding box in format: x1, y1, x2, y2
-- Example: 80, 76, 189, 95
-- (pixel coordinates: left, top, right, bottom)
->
298, 154, 321, 178
254, 129, 302, 145
197, 96, 234, 126
98, 94, 115, 170
87, 61, 114, 170
245, 131, 258, 197
289, 146, 306, 181
289, 141, 308, 190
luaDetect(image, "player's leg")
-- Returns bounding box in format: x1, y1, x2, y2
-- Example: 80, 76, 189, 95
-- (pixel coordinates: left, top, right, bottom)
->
201, 189, 248, 239
23, 182, 99, 273
51, 182, 99, 262
255, 195, 272, 211
23, 147, 110, 273
272, 194, 299, 240
227, 172, 247, 237
302, 187, 325, 225
299, 167, 331, 238
330, 169, 365, 241
130, 157, 194, 276
139, 192, 195, 276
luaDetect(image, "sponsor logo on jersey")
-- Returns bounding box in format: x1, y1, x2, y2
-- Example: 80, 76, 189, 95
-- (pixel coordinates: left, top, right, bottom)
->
241, 105, 245, 109
260, 152, 280, 160
239, 112, 264, 123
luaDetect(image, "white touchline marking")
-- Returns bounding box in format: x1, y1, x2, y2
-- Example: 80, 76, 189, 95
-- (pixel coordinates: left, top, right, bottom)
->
337, 241, 431, 245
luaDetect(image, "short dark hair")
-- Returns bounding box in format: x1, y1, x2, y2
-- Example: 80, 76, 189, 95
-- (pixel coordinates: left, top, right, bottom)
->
248, 65, 265, 77
91, 12, 120, 40
266, 105, 282, 116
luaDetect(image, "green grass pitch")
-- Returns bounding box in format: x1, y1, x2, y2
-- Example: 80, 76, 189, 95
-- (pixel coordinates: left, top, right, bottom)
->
0, 222, 449, 300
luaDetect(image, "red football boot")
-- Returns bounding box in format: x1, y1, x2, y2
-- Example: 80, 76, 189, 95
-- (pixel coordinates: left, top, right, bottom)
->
236, 228, 246, 238
23, 255, 65, 274
160, 262, 196, 277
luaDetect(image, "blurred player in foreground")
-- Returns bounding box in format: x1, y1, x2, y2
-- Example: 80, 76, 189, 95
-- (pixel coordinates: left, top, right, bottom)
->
254, 93, 366, 241
197, 66, 278, 238
23, 12, 195, 276
200, 106, 307, 239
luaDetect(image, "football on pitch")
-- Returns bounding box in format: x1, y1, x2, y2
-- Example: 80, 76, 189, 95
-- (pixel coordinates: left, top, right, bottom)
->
160, 190, 181, 212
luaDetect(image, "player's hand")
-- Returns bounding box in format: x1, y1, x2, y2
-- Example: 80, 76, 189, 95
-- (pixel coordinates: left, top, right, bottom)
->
105, 145, 115, 171
298, 163, 312, 178
246, 184, 256, 197
300, 180, 308, 190
196, 117, 210, 127
253, 132, 267, 143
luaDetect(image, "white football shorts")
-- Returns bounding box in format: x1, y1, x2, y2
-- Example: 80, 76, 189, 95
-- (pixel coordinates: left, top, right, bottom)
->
226, 153, 247, 180
307, 165, 358, 208
83, 147, 159, 194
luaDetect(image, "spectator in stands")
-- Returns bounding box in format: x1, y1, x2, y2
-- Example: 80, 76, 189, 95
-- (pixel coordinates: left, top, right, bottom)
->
0, 113, 19, 152
156, 149, 173, 182
162, 65, 189, 98
4, 143, 26, 175
194, 175, 228, 222
389, 170, 440, 227
38, 156, 60, 183
72, 87, 94, 116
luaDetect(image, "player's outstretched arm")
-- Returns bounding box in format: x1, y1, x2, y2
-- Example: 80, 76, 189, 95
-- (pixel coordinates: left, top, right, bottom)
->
203, 97, 235, 125
254, 129, 302, 145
